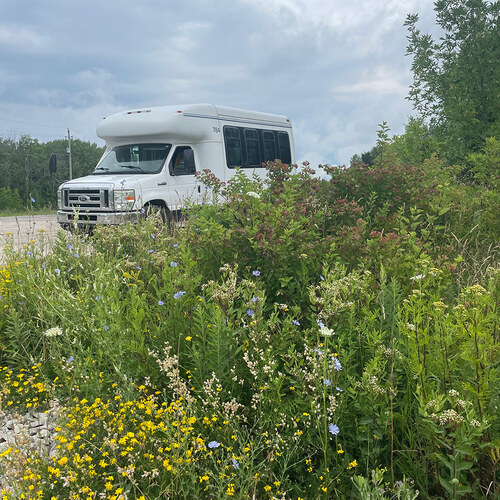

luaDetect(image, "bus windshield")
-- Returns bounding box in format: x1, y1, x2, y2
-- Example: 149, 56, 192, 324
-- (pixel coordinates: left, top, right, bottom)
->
92, 144, 172, 175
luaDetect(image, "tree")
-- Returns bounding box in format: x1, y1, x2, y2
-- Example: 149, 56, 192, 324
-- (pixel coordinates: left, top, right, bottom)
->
391, 117, 440, 166
405, 0, 500, 164
0, 135, 104, 207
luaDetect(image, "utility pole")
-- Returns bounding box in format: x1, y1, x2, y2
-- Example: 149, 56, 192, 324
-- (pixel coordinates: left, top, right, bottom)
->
67, 128, 73, 180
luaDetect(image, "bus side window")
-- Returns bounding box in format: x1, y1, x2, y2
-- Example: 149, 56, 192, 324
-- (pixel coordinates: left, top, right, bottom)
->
244, 129, 261, 167
277, 132, 291, 164
169, 146, 196, 176
262, 130, 277, 162
224, 127, 242, 168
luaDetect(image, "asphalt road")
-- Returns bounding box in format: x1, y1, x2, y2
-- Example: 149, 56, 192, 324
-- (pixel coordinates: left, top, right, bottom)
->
0, 215, 60, 265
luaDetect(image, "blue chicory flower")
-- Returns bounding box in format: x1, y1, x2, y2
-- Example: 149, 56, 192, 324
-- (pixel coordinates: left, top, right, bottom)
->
333, 358, 342, 371
329, 423, 340, 436
68, 356, 74, 363
174, 291, 186, 299
170, 261, 178, 267
252, 270, 260, 276
31, 197, 35, 203
208, 441, 219, 449
232, 459, 239, 469
247, 309, 254, 317
158, 300, 165, 306
325, 379, 332, 386
293, 319, 300, 326
336, 386, 343, 392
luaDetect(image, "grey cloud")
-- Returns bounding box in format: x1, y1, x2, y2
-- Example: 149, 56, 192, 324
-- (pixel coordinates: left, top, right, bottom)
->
0, 0, 437, 164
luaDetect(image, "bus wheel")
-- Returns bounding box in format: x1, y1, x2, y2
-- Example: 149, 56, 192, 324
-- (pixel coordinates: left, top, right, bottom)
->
144, 204, 170, 224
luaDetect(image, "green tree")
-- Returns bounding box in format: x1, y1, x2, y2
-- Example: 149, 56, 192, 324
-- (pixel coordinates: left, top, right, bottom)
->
0, 135, 104, 207
405, 0, 500, 164
391, 117, 440, 165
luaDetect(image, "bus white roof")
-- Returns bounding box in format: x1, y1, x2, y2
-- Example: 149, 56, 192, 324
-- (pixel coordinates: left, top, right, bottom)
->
97, 104, 292, 144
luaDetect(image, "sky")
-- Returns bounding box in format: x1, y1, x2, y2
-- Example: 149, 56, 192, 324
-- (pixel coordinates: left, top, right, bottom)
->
0, 0, 438, 166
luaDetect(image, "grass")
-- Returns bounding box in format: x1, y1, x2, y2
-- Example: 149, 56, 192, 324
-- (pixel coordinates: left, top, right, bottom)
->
0, 208, 55, 217
0, 163, 498, 499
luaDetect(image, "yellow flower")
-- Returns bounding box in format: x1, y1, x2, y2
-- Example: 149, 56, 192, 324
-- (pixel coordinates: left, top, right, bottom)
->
185, 336, 192, 341
264, 485, 272, 492
348, 459, 358, 470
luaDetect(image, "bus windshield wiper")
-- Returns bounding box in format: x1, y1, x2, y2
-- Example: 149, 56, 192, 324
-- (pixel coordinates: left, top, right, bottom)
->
121, 165, 146, 173
92, 167, 109, 174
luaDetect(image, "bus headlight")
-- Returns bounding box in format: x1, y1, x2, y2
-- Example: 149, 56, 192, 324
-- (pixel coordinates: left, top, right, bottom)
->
114, 189, 135, 211
57, 189, 62, 209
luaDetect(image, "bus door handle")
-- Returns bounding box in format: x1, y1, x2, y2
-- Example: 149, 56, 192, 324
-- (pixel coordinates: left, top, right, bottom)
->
157, 182, 167, 186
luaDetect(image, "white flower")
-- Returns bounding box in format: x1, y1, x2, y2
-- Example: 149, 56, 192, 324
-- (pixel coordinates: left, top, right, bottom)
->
319, 326, 335, 337
43, 326, 63, 338
246, 191, 260, 199
410, 274, 426, 281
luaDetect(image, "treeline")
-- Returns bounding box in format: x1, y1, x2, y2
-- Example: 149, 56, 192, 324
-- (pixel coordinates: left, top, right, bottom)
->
0, 136, 104, 210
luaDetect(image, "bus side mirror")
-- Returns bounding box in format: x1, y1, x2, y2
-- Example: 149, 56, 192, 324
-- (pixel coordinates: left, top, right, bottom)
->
184, 148, 195, 174
49, 154, 57, 175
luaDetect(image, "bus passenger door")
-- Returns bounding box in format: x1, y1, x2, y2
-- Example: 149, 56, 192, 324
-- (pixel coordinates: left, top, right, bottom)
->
167, 145, 202, 213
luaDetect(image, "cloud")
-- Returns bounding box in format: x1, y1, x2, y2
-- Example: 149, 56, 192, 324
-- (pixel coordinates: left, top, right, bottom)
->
0, 24, 49, 52
0, 0, 438, 165
334, 66, 409, 97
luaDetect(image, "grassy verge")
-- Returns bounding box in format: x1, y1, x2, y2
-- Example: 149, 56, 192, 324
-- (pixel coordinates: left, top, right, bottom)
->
0, 162, 498, 499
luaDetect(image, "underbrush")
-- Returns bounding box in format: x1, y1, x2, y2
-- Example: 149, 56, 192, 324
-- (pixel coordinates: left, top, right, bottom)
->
0, 161, 498, 499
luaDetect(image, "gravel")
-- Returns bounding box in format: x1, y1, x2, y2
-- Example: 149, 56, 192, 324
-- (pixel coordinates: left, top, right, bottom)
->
0, 403, 61, 491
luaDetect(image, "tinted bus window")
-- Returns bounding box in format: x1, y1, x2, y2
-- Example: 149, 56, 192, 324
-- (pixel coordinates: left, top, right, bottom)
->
244, 129, 261, 167
262, 130, 277, 162
278, 132, 291, 164
224, 127, 242, 167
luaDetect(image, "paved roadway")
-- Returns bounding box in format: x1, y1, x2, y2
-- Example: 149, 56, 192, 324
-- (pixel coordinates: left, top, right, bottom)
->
0, 215, 60, 265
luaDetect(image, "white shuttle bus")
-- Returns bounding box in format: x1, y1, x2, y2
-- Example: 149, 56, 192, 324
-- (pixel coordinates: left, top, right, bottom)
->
56, 104, 295, 228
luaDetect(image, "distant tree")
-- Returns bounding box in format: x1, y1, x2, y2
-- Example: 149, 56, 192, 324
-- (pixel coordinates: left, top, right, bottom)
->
0, 135, 104, 207
350, 147, 380, 166
405, 0, 500, 164
391, 117, 440, 165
